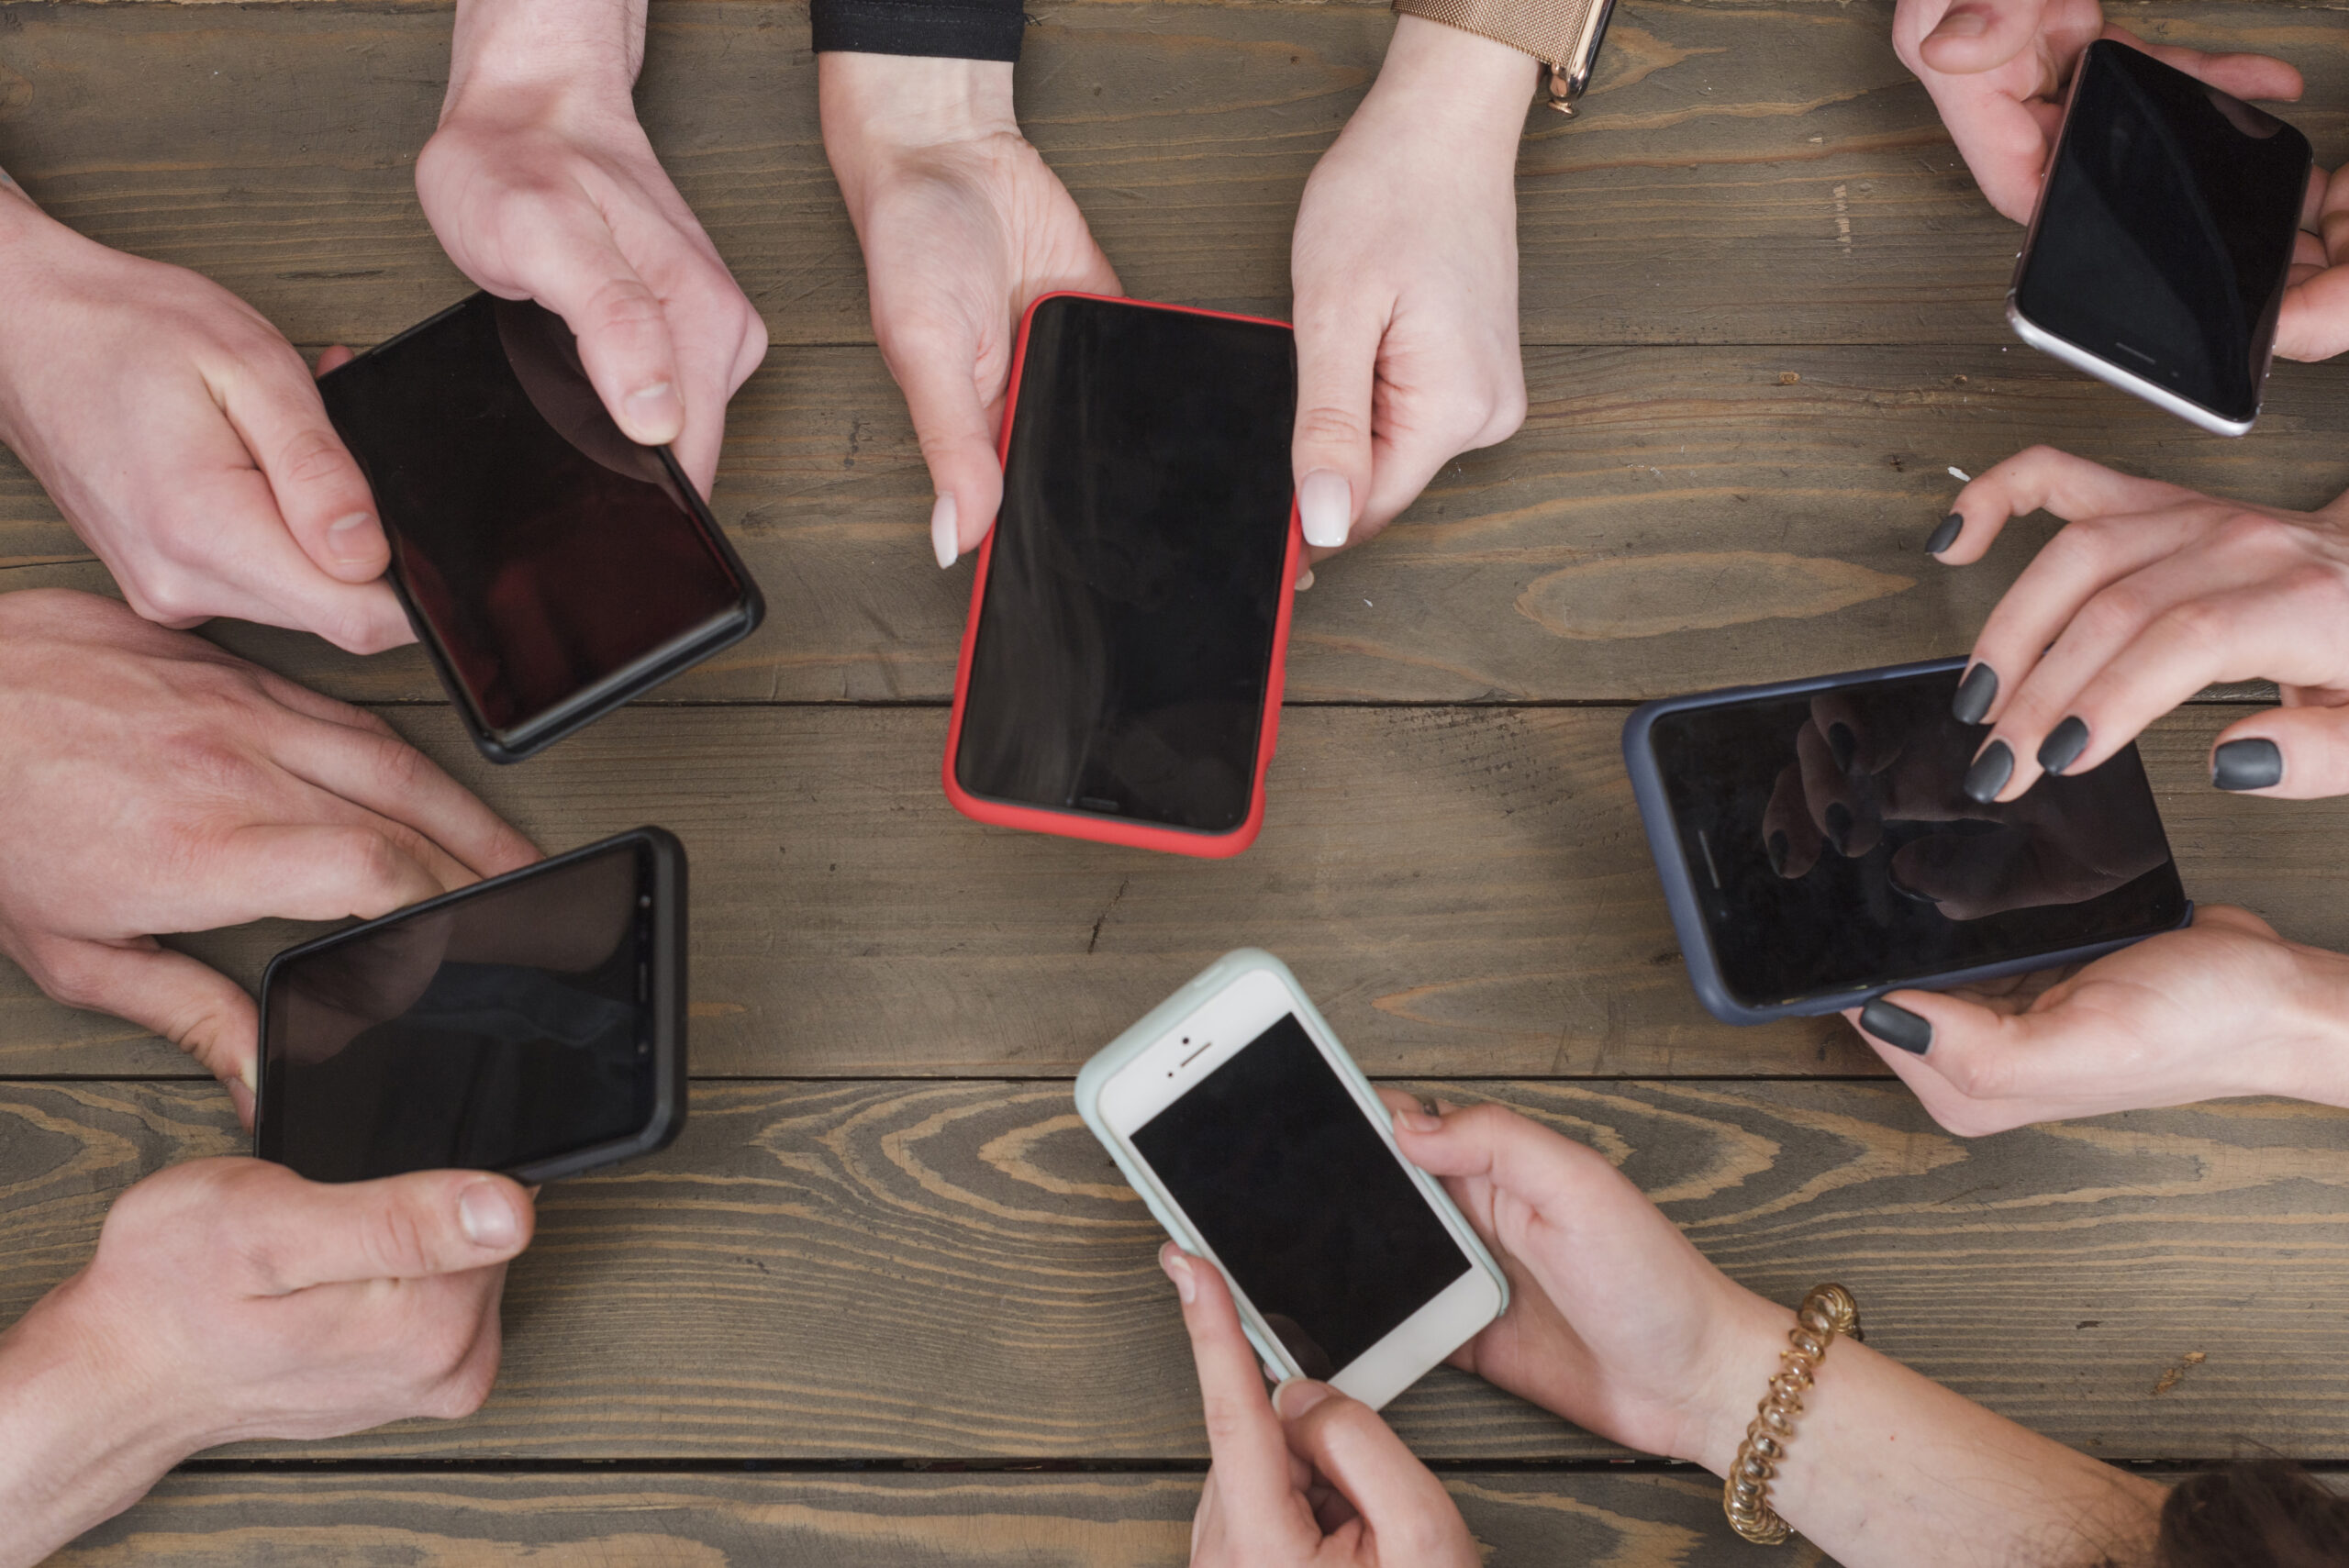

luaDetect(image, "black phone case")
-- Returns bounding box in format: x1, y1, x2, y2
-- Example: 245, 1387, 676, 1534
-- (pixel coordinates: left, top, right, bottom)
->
319, 295, 763, 765
251, 827, 690, 1184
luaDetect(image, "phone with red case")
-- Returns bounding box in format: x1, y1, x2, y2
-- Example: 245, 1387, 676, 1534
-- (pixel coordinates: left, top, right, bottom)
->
943, 293, 1302, 858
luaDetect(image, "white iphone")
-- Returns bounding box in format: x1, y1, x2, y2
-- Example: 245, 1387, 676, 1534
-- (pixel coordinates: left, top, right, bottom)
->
1075, 950, 1507, 1409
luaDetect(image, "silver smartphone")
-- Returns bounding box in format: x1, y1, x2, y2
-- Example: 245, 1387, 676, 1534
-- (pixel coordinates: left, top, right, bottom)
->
2008, 40, 2310, 437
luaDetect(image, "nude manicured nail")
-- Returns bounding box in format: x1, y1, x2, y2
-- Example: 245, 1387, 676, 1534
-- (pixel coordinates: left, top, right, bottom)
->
459, 1182, 519, 1248
1298, 470, 1353, 550
930, 495, 958, 569
1963, 740, 2013, 804
624, 381, 681, 439
1274, 1379, 1334, 1418
1159, 1243, 1197, 1304
2038, 717, 2088, 776
1952, 662, 1998, 726
1925, 513, 1963, 555
2212, 738, 2284, 792
1859, 998, 1932, 1054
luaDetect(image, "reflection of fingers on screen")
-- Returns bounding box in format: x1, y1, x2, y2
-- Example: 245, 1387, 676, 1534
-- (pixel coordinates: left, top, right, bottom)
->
1890, 827, 2129, 920
448, 847, 638, 973
1762, 762, 1823, 879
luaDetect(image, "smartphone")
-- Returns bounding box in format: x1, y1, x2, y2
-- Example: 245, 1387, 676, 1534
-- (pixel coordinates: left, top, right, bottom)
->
1622, 659, 2190, 1025
318, 294, 764, 763
1076, 951, 1507, 1408
2009, 39, 2311, 437
943, 293, 1303, 858
253, 828, 687, 1184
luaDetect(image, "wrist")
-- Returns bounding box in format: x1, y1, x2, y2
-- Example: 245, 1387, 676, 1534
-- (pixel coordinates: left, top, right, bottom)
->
1681, 1289, 1798, 1476
444, 0, 646, 110
818, 53, 1019, 179
1367, 15, 1542, 150
2266, 940, 2349, 1106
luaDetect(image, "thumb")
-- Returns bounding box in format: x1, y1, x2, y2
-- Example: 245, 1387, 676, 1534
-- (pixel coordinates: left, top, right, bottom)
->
1290, 294, 1383, 552
1273, 1380, 1463, 1548
217, 351, 387, 584
242, 1166, 536, 1293
517, 227, 685, 449
2210, 707, 2349, 799
889, 342, 1004, 570
1915, 0, 2047, 74
24, 937, 259, 1119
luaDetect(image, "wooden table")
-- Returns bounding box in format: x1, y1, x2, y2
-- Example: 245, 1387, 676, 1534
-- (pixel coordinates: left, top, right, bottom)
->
6, 1, 2349, 1561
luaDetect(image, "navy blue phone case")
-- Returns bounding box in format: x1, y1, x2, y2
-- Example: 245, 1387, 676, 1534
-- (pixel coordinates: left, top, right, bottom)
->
1620, 656, 2191, 1026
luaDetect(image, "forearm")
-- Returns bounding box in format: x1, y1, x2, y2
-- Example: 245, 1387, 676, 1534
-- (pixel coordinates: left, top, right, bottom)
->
1691, 1305, 2163, 1567
0, 1280, 195, 1567
818, 55, 1016, 188
445, 0, 646, 107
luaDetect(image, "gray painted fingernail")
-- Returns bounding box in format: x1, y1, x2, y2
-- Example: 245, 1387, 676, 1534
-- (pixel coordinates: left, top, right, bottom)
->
2211, 738, 2284, 792
1860, 998, 1932, 1054
1963, 740, 2013, 804
1952, 663, 1998, 726
1926, 513, 1963, 555
1767, 829, 1789, 875
1887, 862, 1938, 906
1824, 801, 1854, 853
1828, 721, 1857, 772
2037, 716, 2089, 776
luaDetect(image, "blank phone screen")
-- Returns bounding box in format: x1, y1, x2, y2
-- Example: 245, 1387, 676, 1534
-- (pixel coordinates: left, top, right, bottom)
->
2016, 40, 2310, 422
319, 294, 750, 741
259, 841, 655, 1183
1647, 667, 2188, 1007
1130, 1015, 1470, 1378
953, 296, 1297, 834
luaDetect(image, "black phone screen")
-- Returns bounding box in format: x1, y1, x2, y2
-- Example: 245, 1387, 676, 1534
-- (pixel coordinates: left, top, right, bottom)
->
2016, 40, 2310, 422
1130, 1014, 1470, 1378
1648, 668, 2188, 1007
258, 840, 658, 1183
954, 296, 1297, 834
319, 294, 751, 745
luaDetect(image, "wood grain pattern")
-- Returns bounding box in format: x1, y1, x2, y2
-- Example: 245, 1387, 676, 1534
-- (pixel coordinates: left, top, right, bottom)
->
6, 1078, 2347, 1464
7, 346, 2349, 706
1, 2, 2341, 357
49, 1469, 1835, 1567
3, 704, 2342, 1082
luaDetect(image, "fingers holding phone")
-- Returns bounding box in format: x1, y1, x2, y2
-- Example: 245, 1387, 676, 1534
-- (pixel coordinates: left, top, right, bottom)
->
1166, 1243, 1477, 1568
2278, 161, 2349, 361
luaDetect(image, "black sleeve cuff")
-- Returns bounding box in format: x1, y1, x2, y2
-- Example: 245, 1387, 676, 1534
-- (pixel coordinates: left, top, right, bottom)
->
811, 0, 1027, 61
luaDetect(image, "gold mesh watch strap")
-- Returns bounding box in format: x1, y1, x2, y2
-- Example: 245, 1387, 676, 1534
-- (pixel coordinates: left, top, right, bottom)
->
1390, 0, 1598, 74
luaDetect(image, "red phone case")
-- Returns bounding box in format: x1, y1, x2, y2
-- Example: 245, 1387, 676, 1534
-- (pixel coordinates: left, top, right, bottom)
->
941, 292, 1304, 859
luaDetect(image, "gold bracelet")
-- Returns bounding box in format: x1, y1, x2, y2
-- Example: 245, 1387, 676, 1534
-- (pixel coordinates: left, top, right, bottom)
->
1722, 1283, 1861, 1545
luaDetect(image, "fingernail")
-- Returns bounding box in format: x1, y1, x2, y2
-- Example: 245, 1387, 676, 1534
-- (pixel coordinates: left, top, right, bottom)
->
1296, 567, 1316, 591
1925, 512, 1963, 555
1963, 740, 2013, 804
1767, 829, 1789, 875
1396, 1105, 1443, 1134
2038, 716, 2089, 776
2211, 738, 2284, 792
1298, 470, 1352, 550
327, 512, 377, 562
1886, 862, 1938, 906
228, 1078, 256, 1127
1860, 997, 1932, 1054
1952, 663, 1998, 726
623, 382, 681, 439
1824, 800, 1854, 853
1828, 721, 1857, 772
1159, 1242, 1197, 1304
459, 1182, 519, 1248
930, 495, 958, 570
1933, 6, 1987, 38
1274, 1378, 1335, 1419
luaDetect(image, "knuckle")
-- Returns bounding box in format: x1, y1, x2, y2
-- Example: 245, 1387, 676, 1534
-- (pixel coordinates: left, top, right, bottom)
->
1292, 404, 1370, 457
274, 425, 356, 491
360, 1195, 439, 1280
128, 569, 209, 625
584, 274, 666, 337
2210, 510, 2287, 556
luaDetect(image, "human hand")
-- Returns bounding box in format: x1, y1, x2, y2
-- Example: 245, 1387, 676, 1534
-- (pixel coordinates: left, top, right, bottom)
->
0, 1158, 533, 1567
1289, 17, 1533, 560
2279, 161, 2349, 362
1758, 679, 2167, 917
0, 189, 407, 652
0, 591, 538, 1117
820, 54, 1119, 569
417, 0, 768, 495
1161, 1240, 1476, 1567
1384, 1093, 1782, 1473
1891, 1, 2302, 224
1848, 905, 2349, 1132
1927, 446, 2349, 804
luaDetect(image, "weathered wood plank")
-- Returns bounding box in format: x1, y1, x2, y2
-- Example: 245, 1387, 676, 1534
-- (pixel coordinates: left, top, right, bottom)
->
4, 704, 2343, 1081
5, 1078, 2346, 1463
6, 345, 2349, 706
1, 3, 2340, 353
